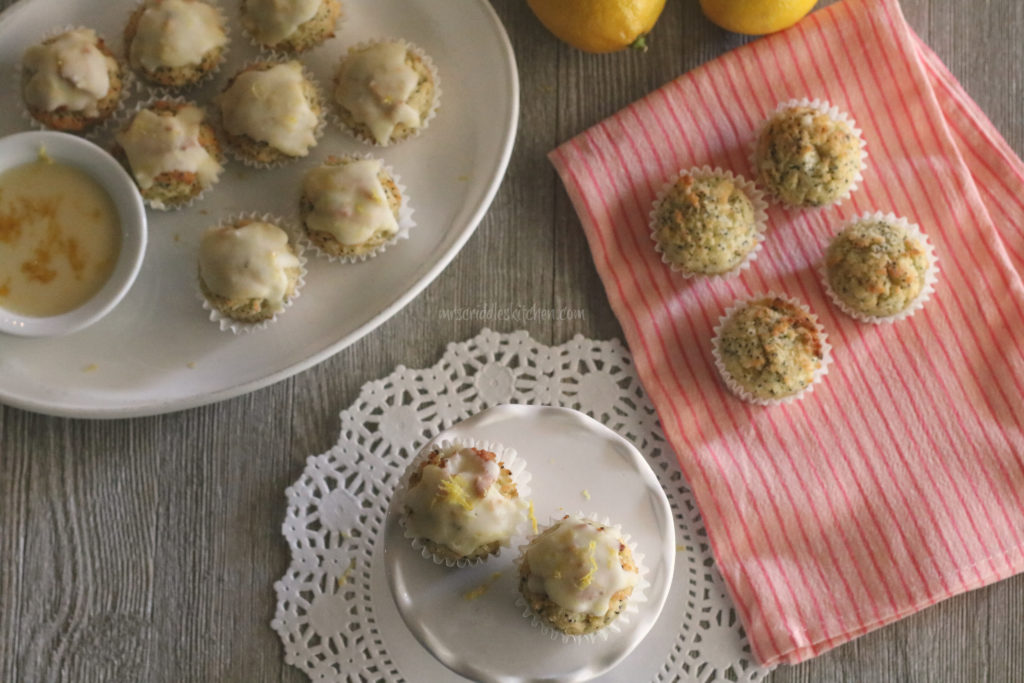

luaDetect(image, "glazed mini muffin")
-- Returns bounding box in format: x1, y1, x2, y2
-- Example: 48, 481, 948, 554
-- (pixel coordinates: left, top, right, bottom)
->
198, 218, 302, 324
824, 215, 934, 321
754, 102, 864, 207
713, 295, 828, 404
401, 443, 528, 564
217, 60, 323, 165
651, 168, 764, 276
300, 156, 402, 258
241, 0, 341, 53
20, 28, 124, 132
124, 0, 229, 88
333, 39, 438, 146
518, 516, 640, 637
114, 100, 223, 209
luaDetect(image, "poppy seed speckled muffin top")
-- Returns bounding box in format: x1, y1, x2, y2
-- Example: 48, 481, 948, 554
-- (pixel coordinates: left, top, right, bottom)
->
712, 295, 830, 405
754, 101, 864, 208
824, 214, 936, 321
651, 168, 765, 277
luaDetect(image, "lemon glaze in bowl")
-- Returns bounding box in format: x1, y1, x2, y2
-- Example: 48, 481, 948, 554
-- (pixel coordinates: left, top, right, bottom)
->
0, 130, 147, 337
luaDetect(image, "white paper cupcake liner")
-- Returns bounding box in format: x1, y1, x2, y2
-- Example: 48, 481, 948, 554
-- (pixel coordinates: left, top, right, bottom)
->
649, 165, 768, 279
514, 513, 649, 644
215, 58, 327, 169
396, 437, 532, 569
297, 152, 415, 263
112, 95, 225, 211
15, 25, 136, 142
820, 211, 939, 324
197, 212, 307, 334
121, 0, 231, 92
750, 98, 868, 209
711, 292, 833, 407
330, 37, 442, 147
240, 0, 346, 54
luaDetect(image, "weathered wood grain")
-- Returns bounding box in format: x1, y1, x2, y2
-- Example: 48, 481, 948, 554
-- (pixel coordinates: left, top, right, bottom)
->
2, 0, 1023, 681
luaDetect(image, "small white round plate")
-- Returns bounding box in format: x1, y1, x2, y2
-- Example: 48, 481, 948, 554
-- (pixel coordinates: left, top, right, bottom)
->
0, 0, 518, 417
384, 404, 676, 683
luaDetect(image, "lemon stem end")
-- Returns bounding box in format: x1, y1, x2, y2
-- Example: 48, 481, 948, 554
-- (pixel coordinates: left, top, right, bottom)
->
630, 35, 649, 52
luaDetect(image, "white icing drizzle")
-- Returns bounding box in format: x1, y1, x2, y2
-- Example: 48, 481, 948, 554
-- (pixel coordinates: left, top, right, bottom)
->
302, 159, 398, 246
199, 221, 299, 311
130, 0, 227, 70
219, 61, 319, 157
404, 446, 526, 557
525, 518, 638, 617
244, 0, 320, 44
116, 105, 222, 194
22, 28, 115, 116
334, 41, 422, 145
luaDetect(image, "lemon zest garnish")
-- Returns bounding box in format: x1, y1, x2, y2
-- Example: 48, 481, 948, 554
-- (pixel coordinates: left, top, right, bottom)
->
435, 474, 475, 510
581, 489, 591, 500
463, 572, 502, 601
82, 363, 98, 373
337, 558, 356, 586
528, 501, 538, 535
577, 541, 598, 588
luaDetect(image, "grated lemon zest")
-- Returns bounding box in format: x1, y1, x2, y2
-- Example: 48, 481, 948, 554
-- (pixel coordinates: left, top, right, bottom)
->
577, 541, 598, 588
337, 558, 357, 587
528, 501, 538, 535
463, 572, 503, 601
436, 474, 475, 510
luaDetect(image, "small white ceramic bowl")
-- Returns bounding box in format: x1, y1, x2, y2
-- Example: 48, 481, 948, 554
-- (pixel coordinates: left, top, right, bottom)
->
0, 131, 147, 337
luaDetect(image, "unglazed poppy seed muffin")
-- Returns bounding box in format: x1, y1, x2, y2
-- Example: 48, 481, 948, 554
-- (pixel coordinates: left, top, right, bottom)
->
198, 218, 302, 324
217, 60, 323, 165
401, 443, 528, 564
333, 39, 438, 146
825, 215, 934, 321
124, 0, 228, 88
754, 103, 864, 207
713, 296, 828, 404
114, 100, 223, 209
241, 0, 341, 53
300, 156, 402, 258
21, 28, 124, 132
651, 169, 764, 276
518, 516, 640, 637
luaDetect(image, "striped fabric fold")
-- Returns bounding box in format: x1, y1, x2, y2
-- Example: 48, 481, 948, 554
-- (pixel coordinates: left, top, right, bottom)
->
549, 0, 1024, 666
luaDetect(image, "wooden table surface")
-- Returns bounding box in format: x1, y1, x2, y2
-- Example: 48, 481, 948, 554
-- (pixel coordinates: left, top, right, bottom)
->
2, 0, 1023, 681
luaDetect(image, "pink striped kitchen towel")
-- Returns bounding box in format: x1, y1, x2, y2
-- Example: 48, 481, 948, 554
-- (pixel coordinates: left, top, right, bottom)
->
550, 0, 1024, 666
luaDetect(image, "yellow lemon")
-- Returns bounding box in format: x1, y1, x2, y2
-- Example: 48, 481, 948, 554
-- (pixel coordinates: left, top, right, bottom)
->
699, 0, 818, 35
527, 0, 668, 53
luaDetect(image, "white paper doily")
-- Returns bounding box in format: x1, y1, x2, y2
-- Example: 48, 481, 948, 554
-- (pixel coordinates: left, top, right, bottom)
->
272, 328, 773, 682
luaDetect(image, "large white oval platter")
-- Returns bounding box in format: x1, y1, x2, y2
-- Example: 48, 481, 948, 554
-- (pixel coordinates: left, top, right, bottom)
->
384, 405, 677, 683
0, 0, 518, 417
